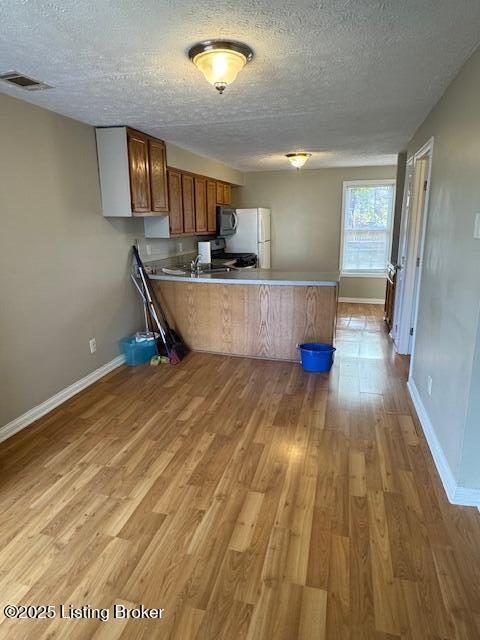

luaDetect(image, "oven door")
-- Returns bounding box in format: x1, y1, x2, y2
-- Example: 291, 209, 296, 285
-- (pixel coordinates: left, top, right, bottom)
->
216, 207, 238, 237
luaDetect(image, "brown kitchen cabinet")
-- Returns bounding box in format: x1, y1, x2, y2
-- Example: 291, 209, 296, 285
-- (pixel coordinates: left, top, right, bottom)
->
127, 130, 151, 214
194, 177, 208, 233
182, 174, 195, 234
215, 181, 232, 206
96, 127, 169, 217
216, 181, 224, 204
167, 169, 183, 235
148, 138, 169, 212
223, 183, 232, 205
206, 180, 217, 233
96, 127, 234, 222
144, 166, 232, 238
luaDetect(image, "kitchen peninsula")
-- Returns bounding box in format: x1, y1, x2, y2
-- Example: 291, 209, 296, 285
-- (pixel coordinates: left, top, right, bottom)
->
150, 269, 339, 361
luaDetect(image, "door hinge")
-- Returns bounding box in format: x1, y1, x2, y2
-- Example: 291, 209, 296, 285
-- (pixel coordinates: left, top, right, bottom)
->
423, 180, 428, 191
416, 257, 420, 267
410, 327, 414, 336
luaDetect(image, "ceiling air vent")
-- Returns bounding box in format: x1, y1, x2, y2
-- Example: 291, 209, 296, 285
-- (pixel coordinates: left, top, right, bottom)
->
0, 71, 52, 91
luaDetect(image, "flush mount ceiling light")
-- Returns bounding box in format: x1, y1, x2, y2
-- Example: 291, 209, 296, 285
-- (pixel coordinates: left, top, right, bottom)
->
286, 153, 312, 169
188, 40, 254, 94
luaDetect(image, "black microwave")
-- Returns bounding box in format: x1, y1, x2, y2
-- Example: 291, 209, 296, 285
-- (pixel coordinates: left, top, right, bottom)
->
216, 206, 238, 237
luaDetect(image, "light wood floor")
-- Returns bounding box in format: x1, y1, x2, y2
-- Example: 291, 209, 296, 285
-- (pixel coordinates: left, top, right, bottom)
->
1, 303, 479, 639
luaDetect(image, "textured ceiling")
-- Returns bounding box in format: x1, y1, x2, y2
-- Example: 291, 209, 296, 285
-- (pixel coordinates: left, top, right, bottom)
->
0, 1, 479, 171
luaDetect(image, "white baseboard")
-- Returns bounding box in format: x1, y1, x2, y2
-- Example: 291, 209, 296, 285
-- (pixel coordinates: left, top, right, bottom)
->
407, 378, 480, 508
0, 355, 125, 445
338, 297, 385, 304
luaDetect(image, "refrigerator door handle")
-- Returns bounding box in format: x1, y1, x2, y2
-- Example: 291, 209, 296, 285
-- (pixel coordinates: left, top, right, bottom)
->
232, 211, 238, 231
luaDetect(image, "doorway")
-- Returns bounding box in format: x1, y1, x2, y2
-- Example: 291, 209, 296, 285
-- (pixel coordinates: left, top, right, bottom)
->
393, 138, 434, 356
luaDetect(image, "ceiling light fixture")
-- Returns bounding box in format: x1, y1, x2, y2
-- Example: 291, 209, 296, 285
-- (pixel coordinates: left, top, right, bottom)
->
286, 153, 312, 169
188, 39, 254, 94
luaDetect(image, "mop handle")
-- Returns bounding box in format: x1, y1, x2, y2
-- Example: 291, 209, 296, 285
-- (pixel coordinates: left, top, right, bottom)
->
137, 263, 169, 351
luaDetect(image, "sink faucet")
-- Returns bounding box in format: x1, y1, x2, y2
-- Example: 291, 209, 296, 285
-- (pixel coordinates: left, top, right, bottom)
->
190, 255, 202, 273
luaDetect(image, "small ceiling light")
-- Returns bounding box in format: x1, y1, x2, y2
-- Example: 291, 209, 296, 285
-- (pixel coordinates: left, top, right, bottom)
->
286, 153, 312, 169
188, 39, 254, 94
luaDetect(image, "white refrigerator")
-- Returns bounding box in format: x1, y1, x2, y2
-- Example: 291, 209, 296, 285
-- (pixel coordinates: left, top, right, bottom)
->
226, 208, 271, 269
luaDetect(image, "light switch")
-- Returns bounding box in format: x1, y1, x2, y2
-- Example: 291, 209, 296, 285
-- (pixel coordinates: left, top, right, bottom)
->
474, 213, 480, 239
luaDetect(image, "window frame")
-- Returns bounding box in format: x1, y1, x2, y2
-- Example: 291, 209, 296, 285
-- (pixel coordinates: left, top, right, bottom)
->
340, 179, 396, 278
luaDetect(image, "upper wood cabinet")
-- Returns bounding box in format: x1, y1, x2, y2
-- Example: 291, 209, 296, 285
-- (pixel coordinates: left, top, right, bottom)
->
167, 169, 183, 235
144, 168, 234, 239
216, 181, 224, 205
215, 181, 232, 205
223, 183, 232, 205
223, 182, 232, 204
194, 177, 208, 233
96, 126, 168, 217
182, 174, 195, 234
127, 130, 151, 213
206, 180, 217, 233
148, 138, 169, 213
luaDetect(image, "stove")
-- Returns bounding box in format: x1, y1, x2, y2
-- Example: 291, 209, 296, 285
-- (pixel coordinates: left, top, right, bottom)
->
214, 252, 257, 268
208, 238, 257, 268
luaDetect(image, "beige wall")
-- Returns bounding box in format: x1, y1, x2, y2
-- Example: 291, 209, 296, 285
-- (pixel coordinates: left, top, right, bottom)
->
339, 277, 386, 300
233, 166, 396, 300
166, 142, 244, 186
405, 45, 480, 490
0, 92, 145, 427
0, 93, 244, 430
0, 93, 244, 429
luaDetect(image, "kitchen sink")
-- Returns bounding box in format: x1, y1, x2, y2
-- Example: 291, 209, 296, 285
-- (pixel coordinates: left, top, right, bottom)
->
161, 266, 231, 276
198, 267, 231, 274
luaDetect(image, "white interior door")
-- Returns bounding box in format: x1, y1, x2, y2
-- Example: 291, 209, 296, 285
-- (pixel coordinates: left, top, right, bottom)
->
394, 140, 433, 354
408, 155, 431, 353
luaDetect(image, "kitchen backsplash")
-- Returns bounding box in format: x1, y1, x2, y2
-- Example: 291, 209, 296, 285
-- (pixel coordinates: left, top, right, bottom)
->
137, 236, 197, 261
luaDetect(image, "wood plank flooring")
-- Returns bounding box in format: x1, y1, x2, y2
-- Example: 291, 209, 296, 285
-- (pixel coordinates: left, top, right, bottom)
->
1, 303, 479, 639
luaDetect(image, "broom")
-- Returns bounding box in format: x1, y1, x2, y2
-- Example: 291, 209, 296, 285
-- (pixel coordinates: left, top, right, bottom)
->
132, 246, 187, 365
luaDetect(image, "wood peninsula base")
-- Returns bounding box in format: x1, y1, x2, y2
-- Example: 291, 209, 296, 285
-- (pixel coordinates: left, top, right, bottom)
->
153, 280, 338, 362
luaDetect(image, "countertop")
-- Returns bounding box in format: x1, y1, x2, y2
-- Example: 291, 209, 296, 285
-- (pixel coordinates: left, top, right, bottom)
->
148, 269, 339, 286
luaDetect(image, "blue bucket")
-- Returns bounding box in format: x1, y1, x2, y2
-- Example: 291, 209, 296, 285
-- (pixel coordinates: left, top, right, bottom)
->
120, 336, 158, 366
298, 343, 336, 373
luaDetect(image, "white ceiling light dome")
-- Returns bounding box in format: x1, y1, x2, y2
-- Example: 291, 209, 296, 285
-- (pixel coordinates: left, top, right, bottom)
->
188, 40, 254, 94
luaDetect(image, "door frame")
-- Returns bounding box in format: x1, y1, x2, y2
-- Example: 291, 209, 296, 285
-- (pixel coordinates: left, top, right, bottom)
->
393, 137, 434, 356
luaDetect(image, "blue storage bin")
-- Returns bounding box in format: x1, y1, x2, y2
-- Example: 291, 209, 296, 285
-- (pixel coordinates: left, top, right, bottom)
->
120, 336, 157, 366
298, 343, 336, 372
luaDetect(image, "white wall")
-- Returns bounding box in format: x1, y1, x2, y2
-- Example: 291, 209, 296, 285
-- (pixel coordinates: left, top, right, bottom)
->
233, 166, 397, 300
406, 45, 480, 491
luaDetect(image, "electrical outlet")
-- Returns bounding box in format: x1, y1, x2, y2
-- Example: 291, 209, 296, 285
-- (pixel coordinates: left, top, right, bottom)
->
146, 244, 152, 256
177, 241, 183, 253
89, 338, 97, 354
427, 375, 433, 396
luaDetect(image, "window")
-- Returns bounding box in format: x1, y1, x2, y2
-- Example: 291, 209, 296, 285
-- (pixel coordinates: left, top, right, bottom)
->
340, 180, 395, 276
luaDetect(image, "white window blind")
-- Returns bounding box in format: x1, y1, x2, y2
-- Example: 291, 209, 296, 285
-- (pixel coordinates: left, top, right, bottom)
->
341, 181, 395, 275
